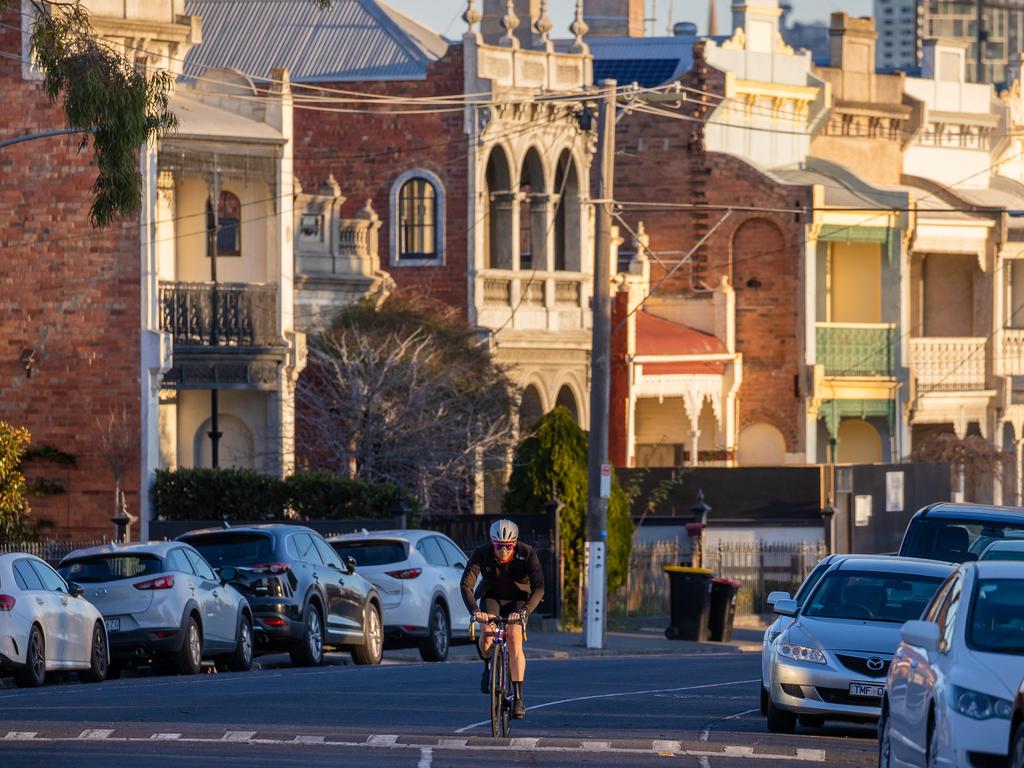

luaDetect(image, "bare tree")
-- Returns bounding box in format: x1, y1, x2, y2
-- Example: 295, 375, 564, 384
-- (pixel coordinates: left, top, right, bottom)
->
297, 298, 518, 513
97, 405, 137, 537
913, 432, 1013, 502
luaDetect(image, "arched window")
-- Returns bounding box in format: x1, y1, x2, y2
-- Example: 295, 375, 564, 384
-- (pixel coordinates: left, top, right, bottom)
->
554, 151, 581, 272
216, 191, 241, 256
484, 148, 512, 270
390, 170, 445, 266
519, 148, 546, 271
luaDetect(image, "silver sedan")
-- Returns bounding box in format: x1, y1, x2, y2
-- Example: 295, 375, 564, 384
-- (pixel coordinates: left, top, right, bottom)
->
765, 555, 953, 733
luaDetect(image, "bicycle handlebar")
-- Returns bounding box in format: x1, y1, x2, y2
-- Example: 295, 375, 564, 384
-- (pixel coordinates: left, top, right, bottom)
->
469, 612, 526, 641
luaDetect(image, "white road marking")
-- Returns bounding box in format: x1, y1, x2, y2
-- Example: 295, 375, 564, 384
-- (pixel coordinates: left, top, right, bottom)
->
724, 746, 755, 756
221, 731, 256, 742
417, 747, 433, 768
293, 735, 325, 744
797, 749, 827, 761
4, 732, 36, 740
455, 678, 759, 733
653, 740, 682, 754
438, 738, 468, 748
581, 741, 610, 750
150, 733, 181, 741
510, 737, 539, 749
698, 705, 761, 767
366, 734, 398, 746
78, 729, 114, 740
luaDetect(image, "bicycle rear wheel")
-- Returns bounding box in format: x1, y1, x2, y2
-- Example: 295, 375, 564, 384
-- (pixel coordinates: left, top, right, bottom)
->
490, 648, 503, 737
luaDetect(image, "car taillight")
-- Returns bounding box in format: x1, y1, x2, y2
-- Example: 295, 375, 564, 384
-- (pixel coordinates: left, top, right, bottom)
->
385, 568, 422, 579
134, 575, 174, 590
0, 595, 15, 611
263, 618, 287, 628
244, 563, 291, 575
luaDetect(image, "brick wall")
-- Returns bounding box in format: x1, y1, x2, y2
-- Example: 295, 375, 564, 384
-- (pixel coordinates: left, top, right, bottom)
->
0, 14, 141, 540
292, 46, 470, 316
612, 50, 811, 457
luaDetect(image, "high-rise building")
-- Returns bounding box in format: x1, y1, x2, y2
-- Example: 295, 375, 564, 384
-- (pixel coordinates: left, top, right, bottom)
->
875, 0, 1024, 84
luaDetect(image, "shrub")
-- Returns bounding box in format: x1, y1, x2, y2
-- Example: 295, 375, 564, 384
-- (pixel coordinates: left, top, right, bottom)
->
0, 421, 32, 542
284, 471, 410, 521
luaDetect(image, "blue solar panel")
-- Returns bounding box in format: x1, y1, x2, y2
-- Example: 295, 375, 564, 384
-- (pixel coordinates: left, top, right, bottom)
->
593, 59, 680, 88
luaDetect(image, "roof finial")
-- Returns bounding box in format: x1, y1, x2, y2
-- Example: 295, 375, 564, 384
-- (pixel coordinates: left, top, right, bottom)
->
571, 0, 589, 51
535, 0, 554, 46
463, 0, 482, 34
502, 0, 520, 46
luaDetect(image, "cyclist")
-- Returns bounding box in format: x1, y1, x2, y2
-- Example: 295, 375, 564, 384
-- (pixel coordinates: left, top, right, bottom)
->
461, 518, 544, 720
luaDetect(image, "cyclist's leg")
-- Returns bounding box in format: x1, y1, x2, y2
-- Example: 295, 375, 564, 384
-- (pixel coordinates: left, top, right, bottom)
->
478, 597, 500, 660
507, 600, 527, 682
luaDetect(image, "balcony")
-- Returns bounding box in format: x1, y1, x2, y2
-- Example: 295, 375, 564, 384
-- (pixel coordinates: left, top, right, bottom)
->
816, 322, 896, 377
998, 329, 1024, 377
910, 337, 987, 392
159, 282, 279, 349
477, 270, 590, 333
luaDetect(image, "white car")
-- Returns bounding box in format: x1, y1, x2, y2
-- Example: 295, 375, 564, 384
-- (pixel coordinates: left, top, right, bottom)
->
58, 542, 253, 676
329, 530, 473, 662
881, 561, 1024, 768
767, 556, 953, 733
0, 552, 109, 687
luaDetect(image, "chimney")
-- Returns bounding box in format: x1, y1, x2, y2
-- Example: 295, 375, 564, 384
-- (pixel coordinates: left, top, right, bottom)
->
584, 0, 646, 38
828, 13, 878, 73
708, 0, 717, 36
730, 0, 783, 53
481, 0, 541, 47
921, 37, 967, 82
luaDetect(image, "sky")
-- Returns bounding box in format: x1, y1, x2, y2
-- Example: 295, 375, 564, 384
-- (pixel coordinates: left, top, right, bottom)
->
385, 0, 875, 39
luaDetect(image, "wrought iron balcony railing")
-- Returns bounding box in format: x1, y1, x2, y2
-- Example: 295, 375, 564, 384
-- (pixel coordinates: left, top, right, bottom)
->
816, 322, 896, 377
909, 337, 987, 392
159, 281, 279, 348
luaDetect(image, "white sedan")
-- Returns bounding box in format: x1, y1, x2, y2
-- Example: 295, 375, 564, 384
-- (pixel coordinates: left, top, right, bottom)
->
881, 561, 1024, 768
0, 553, 109, 687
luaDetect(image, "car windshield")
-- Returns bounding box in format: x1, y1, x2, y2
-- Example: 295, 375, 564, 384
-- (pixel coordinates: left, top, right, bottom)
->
968, 578, 1024, 654
182, 533, 275, 567
803, 571, 943, 622
795, 562, 830, 605
979, 543, 1024, 562
900, 517, 1024, 563
331, 541, 407, 567
58, 554, 163, 583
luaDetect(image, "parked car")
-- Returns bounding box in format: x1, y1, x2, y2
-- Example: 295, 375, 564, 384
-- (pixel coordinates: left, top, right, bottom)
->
766, 556, 952, 734
881, 561, 1024, 768
0, 552, 109, 687
979, 539, 1024, 562
1011, 678, 1024, 768
899, 503, 1024, 563
760, 554, 878, 715
178, 524, 383, 667
59, 542, 253, 676
328, 530, 473, 662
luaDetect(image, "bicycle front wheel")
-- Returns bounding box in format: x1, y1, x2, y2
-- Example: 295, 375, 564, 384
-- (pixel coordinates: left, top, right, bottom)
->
490, 650, 503, 738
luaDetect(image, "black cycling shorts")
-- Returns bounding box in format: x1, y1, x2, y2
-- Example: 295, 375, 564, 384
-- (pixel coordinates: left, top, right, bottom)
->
481, 597, 527, 621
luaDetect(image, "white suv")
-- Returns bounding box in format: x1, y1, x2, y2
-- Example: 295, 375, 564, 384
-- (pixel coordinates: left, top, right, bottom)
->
329, 530, 473, 662
59, 542, 253, 676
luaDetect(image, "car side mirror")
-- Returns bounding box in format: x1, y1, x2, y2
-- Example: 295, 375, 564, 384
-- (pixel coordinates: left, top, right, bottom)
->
774, 598, 799, 617
219, 566, 236, 584
68, 582, 84, 598
766, 590, 791, 608
345, 556, 357, 574
900, 620, 940, 652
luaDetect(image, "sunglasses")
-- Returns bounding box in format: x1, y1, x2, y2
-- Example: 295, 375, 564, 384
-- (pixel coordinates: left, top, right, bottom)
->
492, 542, 516, 552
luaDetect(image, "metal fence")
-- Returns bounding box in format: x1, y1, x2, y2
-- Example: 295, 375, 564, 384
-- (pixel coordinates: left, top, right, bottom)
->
609, 539, 682, 616
703, 540, 828, 615
0, 540, 111, 566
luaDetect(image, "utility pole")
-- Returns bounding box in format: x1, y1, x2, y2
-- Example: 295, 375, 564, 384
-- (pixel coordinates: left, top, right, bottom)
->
206, 194, 222, 469
584, 79, 616, 650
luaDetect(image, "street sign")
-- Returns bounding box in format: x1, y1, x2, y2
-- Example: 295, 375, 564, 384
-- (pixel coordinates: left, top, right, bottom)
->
599, 463, 611, 499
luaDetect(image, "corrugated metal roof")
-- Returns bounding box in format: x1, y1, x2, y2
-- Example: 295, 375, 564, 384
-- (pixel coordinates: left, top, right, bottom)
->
183, 0, 449, 82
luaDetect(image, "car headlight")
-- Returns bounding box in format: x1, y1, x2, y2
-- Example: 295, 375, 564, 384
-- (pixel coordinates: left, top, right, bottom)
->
777, 643, 826, 665
952, 687, 1013, 720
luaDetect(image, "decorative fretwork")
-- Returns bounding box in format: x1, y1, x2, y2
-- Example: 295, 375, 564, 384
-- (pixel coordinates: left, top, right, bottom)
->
910, 337, 987, 392
816, 323, 896, 377
999, 330, 1024, 378
159, 282, 279, 348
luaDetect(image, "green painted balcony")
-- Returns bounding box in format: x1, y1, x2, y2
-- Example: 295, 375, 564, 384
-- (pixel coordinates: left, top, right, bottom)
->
816, 322, 896, 377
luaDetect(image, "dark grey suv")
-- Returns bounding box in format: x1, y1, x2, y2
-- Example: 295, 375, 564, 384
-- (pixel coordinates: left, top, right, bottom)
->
178, 525, 382, 666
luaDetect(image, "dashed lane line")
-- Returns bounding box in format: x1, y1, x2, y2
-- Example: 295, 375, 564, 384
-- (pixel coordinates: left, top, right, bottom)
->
0, 730, 828, 762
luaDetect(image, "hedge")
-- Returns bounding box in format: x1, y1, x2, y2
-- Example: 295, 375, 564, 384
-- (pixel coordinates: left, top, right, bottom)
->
152, 468, 411, 522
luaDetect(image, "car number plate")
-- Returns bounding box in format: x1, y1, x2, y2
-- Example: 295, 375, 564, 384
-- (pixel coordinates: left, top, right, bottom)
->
104, 618, 120, 632
849, 682, 884, 698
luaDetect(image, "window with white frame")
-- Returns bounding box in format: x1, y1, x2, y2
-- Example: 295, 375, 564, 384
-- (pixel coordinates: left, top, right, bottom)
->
390, 170, 445, 266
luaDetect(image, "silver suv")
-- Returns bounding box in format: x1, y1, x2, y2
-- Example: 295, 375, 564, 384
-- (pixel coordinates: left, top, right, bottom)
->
58, 542, 253, 676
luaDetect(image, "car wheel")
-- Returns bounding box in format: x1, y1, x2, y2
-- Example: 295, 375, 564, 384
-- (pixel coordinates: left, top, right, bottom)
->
14, 625, 46, 688
1011, 721, 1024, 768
222, 615, 253, 673
175, 616, 203, 675
759, 684, 768, 716
351, 603, 383, 666
878, 705, 893, 768
765, 698, 797, 734
290, 603, 324, 667
418, 603, 450, 662
79, 623, 108, 683
926, 712, 939, 768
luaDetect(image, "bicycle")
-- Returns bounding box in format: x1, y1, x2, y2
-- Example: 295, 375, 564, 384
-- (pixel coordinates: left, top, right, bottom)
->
471, 613, 526, 737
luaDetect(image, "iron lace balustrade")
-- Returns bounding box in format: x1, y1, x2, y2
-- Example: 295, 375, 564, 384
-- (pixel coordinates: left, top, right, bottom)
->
159, 282, 279, 348
816, 322, 896, 377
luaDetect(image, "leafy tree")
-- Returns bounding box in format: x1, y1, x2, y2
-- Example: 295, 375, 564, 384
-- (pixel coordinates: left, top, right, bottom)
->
503, 407, 634, 623
0, 421, 32, 542
1, 0, 333, 226
297, 293, 518, 514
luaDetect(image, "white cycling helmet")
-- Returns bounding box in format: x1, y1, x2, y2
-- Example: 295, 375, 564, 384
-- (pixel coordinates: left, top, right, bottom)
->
489, 518, 519, 544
